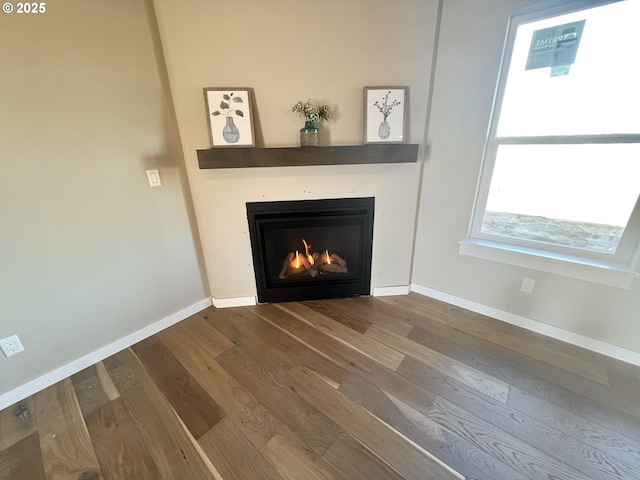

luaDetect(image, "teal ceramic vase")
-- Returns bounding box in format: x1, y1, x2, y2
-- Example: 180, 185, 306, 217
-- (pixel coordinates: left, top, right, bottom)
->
300, 120, 319, 147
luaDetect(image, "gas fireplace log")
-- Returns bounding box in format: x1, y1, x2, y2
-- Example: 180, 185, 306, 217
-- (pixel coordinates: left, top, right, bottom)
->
280, 251, 317, 279
310, 252, 347, 268
286, 266, 308, 276
279, 250, 349, 279
329, 254, 347, 267
279, 252, 294, 279
299, 255, 312, 269
318, 263, 348, 274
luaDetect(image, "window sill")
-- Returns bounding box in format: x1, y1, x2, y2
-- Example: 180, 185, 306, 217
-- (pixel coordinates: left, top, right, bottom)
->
458, 238, 639, 289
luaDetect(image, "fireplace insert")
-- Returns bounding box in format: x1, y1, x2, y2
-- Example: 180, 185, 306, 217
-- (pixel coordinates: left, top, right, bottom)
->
247, 197, 374, 303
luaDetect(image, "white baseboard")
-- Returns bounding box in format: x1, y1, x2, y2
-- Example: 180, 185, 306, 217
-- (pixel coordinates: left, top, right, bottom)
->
373, 285, 410, 297
410, 283, 640, 367
0, 297, 212, 411
212, 295, 257, 308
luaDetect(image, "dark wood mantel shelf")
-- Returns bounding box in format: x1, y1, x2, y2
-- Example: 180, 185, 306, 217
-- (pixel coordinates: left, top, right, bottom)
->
197, 144, 419, 169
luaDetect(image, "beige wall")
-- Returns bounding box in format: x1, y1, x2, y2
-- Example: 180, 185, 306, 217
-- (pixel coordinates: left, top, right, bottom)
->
152, 0, 440, 300
412, 0, 640, 353
0, 0, 208, 395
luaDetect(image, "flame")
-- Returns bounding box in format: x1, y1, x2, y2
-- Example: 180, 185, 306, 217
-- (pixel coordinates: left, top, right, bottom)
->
325, 250, 331, 264
295, 250, 300, 268
302, 239, 314, 265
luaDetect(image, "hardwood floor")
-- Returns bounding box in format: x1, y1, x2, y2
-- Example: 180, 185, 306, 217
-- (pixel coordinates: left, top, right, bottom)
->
2, 293, 640, 479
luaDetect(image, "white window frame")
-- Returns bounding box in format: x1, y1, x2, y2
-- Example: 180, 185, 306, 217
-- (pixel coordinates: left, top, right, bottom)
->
460, 0, 640, 289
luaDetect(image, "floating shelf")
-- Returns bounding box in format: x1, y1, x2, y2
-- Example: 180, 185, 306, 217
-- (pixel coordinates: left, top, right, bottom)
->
197, 144, 419, 169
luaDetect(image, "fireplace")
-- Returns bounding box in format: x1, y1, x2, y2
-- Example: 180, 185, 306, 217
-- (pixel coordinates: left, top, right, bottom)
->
247, 197, 374, 303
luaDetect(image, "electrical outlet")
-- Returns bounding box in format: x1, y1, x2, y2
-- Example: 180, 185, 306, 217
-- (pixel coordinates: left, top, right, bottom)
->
0, 335, 25, 357
520, 277, 536, 294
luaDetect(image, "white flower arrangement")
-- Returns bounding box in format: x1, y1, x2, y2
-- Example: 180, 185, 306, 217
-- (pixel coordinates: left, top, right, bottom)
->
292, 99, 331, 122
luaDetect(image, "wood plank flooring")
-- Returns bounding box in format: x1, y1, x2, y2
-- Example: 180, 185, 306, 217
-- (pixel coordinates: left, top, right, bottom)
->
2, 292, 640, 479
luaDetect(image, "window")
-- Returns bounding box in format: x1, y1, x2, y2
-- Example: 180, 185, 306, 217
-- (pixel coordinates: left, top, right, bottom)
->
462, 0, 640, 288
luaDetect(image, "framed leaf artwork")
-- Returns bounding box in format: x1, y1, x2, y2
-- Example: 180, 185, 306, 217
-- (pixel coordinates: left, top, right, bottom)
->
204, 88, 255, 147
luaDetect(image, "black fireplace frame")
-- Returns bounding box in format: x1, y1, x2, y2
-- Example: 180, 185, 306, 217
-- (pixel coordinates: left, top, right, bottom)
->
247, 197, 374, 303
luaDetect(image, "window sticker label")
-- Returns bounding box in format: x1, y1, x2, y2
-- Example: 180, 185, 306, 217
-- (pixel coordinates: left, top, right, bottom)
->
526, 20, 586, 74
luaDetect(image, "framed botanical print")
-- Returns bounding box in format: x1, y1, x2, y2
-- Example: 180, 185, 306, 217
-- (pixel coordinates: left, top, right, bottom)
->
364, 86, 408, 144
204, 88, 255, 147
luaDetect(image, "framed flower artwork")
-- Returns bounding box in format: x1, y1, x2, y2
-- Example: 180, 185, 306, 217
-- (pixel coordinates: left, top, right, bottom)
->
363, 86, 408, 144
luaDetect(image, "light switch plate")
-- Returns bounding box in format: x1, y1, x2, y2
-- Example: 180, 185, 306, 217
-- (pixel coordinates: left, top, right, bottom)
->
146, 169, 161, 187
